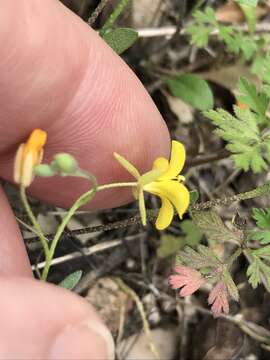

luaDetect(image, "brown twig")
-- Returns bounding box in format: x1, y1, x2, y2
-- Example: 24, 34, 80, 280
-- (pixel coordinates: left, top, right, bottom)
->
186, 149, 230, 168
88, 0, 110, 26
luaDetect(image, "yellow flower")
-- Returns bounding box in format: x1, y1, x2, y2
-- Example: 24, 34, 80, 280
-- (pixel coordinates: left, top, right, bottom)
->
14, 129, 47, 187
114, 140, 190, 230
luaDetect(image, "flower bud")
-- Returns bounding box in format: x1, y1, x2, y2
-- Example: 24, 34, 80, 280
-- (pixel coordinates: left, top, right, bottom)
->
35, 164, 56, 177
52, 153, 78, 174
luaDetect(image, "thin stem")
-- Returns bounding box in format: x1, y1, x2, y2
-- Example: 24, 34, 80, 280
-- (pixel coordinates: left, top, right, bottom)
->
25, 181, 270, 244
88, 0, 110, 26
97, 182, 137, 191
20, 186, 49, 257
191, 181, 270, 211
99, 0, 130, 36
41, 181, 137, 281
114, 277, 160, 359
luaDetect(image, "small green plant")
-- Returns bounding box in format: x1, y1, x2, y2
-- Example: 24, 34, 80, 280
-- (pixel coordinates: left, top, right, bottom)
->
15, 126, 270, 316
186, 4, 269, 73
96, 0, 138, 54
13, 1, 270, 320
157, 219, 202, 258
204, 76, 270, 173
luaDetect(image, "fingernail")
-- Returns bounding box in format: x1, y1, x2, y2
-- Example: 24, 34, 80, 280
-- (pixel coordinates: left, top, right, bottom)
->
48, 319, 115, 360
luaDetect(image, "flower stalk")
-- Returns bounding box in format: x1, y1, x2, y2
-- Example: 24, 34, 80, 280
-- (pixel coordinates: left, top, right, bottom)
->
41, 181, 138, 280
20, 185, 49, 257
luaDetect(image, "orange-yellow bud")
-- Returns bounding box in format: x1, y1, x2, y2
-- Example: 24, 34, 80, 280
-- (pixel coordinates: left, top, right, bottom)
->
14, 129, 47, 187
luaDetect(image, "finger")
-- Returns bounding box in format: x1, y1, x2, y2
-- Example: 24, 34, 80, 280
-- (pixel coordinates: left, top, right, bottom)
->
0, 186, 32, 276
0, 0, 170, 209
0, 277, 115, 359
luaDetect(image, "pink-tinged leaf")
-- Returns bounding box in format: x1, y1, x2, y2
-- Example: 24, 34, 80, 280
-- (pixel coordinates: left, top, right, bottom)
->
208, 281, 229, 316
169, 265, 205, 296
179, 277, 205, 296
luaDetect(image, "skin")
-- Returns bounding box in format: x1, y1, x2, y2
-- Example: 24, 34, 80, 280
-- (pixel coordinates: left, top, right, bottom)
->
0, 1, 170, 358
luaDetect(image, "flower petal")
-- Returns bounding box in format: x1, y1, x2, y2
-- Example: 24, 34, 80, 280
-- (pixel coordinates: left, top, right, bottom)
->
21, 151, 35, 187
14, 143, 24, 184
113, 152, 140, 180
145, 180, 190, 219
155, 197, 174, 230
162, 141, 186, 179
27, 129, 47, 150
152, 157, 169, 172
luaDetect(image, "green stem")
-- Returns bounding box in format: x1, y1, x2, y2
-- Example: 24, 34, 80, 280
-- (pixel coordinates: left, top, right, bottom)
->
191, 181, 270, 211
41, 181, 137, 281
99, 0, 130, 36
20, 186, 49, 258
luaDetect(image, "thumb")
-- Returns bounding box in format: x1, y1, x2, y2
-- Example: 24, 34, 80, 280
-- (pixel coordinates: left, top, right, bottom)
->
0, 277, 115, 359
0, 0, 170, 209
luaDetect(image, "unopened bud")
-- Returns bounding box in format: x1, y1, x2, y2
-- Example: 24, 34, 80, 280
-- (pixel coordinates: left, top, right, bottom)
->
52, 153, 78, 174
35, 164, 56, 177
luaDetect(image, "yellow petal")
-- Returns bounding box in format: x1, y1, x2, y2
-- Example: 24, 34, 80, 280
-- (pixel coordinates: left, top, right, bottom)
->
138, 189, 147, 226
161, 141, 186, 179
27, 129, 47, 150
21, 151, 35, 187
145, 180, 190, 219
155, 197, 174, 230
153, 157, 169, 172
113, 152, 140, 180
14, 144, 25, 184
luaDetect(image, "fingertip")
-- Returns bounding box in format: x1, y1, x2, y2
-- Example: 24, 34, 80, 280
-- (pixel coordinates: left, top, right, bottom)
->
0, 277, 114, 359
0, 186, 32, 276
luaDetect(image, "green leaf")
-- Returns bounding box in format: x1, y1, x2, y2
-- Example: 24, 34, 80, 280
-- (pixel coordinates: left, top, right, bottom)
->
186, 8, 216, 48
238, 3, 257, 33
253, 208, 270, 229
166, 74, 214, 111
252, 245, 270, 261
204, 106, 270, 173
236, 0, 258, 7
258, 53, 270, 84
192, 210, 241, 245
251, 231, 270, 244
59, 270, 83, 290
236, 77, 268, 117
157, 235, 183, 258
223, 269, 239, 301
247, 258, 261, 288
186, 24, 212, 47
193, 7, 217, 25
238, 34, 258, 60
218, 26, 240, 54
102, 28, 138, 54
157, 220, 203, 258
246, 247, 270, 289
251, 208, 270, 244
177, 244, 220, 269
189, 190, 199, 206
180, 220, 203, 247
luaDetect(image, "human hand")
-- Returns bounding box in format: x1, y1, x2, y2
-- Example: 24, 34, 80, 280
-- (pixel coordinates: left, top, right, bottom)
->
0, 0, 169, 358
